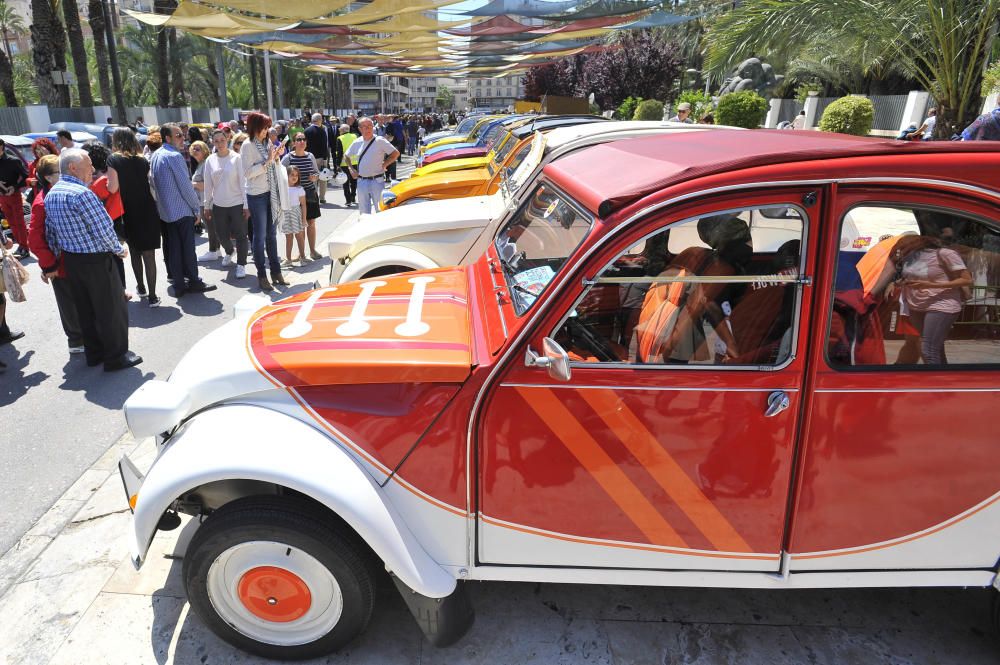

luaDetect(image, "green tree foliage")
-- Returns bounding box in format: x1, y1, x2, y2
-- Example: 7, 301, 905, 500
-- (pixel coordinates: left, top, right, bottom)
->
983, 60, 1000, 96
705, 0, 1000, 138
715, 90, 768, 128
633, 99, 664, 120
435, 85, 454, 110
818, 95, 875, 135
794, 81, 822, 103
677, 90, 714, 120
617, 96, 642, 120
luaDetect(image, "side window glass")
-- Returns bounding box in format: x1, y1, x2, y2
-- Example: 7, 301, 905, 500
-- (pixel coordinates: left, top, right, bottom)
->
553, 206, 804, 367
829, 205, 1000, 368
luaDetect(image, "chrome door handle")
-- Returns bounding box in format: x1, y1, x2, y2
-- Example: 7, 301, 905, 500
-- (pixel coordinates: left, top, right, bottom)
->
765, 391, 790, 417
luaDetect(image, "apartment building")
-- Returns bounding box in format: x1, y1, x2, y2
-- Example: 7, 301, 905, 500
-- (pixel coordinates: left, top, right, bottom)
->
467, 75, 524, 112
349, 74, 410, 113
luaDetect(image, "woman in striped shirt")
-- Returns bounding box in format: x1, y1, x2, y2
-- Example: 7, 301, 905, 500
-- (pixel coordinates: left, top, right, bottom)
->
281, 131, 323, 261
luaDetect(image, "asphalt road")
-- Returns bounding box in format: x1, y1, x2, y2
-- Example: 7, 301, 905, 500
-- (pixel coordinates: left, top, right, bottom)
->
0, 177, 369, 555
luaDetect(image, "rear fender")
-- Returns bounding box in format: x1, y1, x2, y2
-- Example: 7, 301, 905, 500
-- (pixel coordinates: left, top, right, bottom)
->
338, 245, 439, 283
128, 403, 456, 598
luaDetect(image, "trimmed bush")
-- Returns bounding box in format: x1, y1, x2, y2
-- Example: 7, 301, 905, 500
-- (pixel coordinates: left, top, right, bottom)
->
677, 90, 714, 121
715, 90, 768, 128
617, 96, 642, 120
633, 99, 665, 120
818, 95, 875, 136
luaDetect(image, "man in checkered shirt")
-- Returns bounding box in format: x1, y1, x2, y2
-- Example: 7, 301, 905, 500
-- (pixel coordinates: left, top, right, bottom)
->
44, 148, 142, 371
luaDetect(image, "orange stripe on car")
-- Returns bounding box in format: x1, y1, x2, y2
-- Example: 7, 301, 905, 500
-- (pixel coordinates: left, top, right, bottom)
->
579, 389, 753, 553
516, 387, 687, 547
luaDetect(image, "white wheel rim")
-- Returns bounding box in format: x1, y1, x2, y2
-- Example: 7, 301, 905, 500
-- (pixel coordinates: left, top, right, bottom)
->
206, 540, 343, 646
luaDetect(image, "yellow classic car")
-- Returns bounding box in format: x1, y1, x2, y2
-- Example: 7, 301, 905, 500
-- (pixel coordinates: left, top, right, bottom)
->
382, 115, 608, 210
408, 119, 534, 179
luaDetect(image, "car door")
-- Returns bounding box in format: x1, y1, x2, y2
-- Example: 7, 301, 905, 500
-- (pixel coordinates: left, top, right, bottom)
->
477, 187, 822, 571
789, 185, 1000, 571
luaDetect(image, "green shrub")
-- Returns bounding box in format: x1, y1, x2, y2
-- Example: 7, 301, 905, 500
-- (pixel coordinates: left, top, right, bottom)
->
677, 90, 714, 120
983, 60, 1000, 95
715, 90, 768, 128
617, 96, 642, 120
794, 81, 822, 104
633, 99, 665, 120
818, 95, 875, 136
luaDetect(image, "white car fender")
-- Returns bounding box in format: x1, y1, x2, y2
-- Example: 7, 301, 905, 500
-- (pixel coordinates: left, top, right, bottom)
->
128, 403, 457, 598
338, 244, 440, 283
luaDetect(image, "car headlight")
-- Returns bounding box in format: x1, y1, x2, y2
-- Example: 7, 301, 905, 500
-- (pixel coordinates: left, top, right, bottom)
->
124, 380, 191, 439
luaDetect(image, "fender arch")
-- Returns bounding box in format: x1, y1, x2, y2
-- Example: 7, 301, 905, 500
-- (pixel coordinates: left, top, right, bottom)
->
338, 245, 439, 283
128, 404, 457, 598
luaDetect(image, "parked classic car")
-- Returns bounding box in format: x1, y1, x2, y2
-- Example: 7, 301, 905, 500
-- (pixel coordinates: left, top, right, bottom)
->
331, 121, 726, 283
383, 114, 611, 210
120, 130, 1000, 660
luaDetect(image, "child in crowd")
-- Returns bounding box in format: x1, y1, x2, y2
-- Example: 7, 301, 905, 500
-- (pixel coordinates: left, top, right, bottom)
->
281, 165, 307, 267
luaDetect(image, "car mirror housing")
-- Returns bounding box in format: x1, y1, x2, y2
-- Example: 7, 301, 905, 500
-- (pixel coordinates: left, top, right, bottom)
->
524, 337, 572, 382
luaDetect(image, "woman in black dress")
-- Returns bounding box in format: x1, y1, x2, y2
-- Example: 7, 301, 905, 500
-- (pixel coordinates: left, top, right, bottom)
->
107, 128, 163, 306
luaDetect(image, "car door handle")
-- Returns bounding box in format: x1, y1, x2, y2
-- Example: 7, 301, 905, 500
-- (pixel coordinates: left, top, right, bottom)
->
765, 391, 790, 417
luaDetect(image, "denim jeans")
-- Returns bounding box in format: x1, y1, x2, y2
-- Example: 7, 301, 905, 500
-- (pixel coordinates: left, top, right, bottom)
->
357, 177, 384, 215
247, 192, 281, 277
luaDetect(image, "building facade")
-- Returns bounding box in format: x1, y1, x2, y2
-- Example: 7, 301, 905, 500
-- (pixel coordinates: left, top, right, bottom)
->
467, 75, 523, 112
349, 74, 411, 114
409, 79, 438, 113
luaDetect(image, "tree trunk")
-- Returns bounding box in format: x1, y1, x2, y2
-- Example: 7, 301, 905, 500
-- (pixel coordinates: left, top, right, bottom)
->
62, 0, 92, 106
88, 0, 113, 106
0, 46, 16, 106
168, 28, 185, 105
48, 0, 71, 107
153, 0, 171, 107
30, 0, 60, 106
249, 54, 259, 109
206, 48, 220, 107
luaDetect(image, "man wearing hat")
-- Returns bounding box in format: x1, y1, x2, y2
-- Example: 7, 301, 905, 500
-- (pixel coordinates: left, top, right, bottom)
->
669, 102, 694, 124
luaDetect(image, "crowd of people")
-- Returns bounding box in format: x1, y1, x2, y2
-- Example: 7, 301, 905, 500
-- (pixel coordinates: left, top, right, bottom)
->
0, 109, 452, 374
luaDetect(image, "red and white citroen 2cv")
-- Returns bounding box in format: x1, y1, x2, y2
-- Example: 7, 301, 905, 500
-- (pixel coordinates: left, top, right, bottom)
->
120, 130, 1000, 659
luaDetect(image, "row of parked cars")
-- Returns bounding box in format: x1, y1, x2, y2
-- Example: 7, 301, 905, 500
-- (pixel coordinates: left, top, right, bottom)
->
119, 113, 1000, 660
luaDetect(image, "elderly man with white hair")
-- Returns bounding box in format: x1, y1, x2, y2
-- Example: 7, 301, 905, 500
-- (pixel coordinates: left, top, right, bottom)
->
44, 148, 142, 371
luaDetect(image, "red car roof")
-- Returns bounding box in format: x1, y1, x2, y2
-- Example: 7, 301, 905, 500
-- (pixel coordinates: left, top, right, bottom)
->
543, 129, 1000, 217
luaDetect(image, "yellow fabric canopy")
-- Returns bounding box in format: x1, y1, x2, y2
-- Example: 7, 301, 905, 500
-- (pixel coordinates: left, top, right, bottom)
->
194, 0, 351, 20
311, 0, 464, 26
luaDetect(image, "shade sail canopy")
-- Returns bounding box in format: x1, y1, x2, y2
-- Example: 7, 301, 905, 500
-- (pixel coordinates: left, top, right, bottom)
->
127, 0, 696, 77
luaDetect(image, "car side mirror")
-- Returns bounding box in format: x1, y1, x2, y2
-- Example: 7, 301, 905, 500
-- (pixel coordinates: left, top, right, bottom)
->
381, 190, 397, 208
524, 337, 571, 382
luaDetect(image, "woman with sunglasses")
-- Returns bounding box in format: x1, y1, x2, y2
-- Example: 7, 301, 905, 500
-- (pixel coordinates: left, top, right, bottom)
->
281, 132, 322, 261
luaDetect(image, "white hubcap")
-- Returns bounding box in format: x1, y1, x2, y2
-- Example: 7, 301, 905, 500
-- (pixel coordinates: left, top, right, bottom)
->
206, 540, 343, 646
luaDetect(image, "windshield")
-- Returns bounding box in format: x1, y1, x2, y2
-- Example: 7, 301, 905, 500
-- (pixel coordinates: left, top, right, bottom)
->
457, 116, 479, 133
509, 131, 545, 192
488, 133, 521, 176
494, 183, 593, 315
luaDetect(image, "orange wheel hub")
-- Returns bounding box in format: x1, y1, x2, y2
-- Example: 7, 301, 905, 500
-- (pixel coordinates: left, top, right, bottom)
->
237, 566, 312, 622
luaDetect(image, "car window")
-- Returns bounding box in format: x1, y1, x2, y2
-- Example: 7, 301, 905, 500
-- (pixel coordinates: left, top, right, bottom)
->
495, 183, 593, 316
828, 204, 1000, 368
552, 206, 805, 366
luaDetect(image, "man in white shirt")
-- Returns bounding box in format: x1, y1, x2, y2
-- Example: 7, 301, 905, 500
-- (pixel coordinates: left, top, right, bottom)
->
203, 129, 250, 277
346, 117, 400, 215
916, 107, 937, 141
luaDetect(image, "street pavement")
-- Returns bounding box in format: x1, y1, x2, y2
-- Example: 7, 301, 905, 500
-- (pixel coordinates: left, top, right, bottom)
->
3, 156, 1000, 663
0, 176, 365, 555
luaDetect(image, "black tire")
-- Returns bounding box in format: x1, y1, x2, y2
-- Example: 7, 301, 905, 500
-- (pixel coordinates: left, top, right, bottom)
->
182, 496, 375, 661
361, 264, 414, 279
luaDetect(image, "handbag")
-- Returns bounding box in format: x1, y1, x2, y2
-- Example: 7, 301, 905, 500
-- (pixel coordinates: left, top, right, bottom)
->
0, 244, 30, 302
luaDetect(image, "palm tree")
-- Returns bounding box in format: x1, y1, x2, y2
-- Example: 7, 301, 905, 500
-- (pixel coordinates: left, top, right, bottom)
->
705, 0, 1000, 138
152, 0, 171, 106
0, 0, 25, 63
61, 0, 92, 106
30, 0, 61, 105
87, 0, 112, 105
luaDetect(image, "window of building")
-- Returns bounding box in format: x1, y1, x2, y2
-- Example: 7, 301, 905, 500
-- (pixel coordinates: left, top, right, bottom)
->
551, 206, 805, 366
827, 204, 1000, 368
